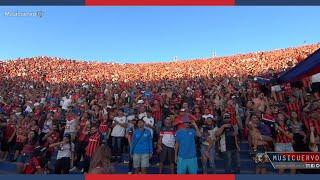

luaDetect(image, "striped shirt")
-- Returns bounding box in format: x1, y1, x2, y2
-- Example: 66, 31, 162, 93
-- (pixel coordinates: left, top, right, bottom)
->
287, 102, 302, 118
85, 133, 101, 157
275, 123, 293, 144
303, 118, 320, 135
152, 105, 162, 122
99, 123, 108, 133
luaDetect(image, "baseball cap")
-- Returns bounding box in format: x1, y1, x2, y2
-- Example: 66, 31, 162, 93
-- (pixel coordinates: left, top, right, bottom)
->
223, 113, 231, 119
64, 133, 71, 138
137, 100, 144, 104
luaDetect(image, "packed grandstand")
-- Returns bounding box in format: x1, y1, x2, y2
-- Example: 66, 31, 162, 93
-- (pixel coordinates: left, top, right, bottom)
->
0, 43, 320, 174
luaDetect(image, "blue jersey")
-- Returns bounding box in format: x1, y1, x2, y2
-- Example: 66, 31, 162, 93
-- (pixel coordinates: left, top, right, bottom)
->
176, 128, 197, 159
131, 128, 153, 154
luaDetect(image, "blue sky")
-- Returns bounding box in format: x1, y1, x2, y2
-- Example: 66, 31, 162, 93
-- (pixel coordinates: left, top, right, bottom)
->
0, 6, 320, 63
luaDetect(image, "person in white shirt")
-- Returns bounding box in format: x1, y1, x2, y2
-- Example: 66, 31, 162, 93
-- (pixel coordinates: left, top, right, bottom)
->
142, 110, 155, 137
50, 133, 75, 174
202, 108, 214, 121
111, 109, 127, 162
39, 114, 53, 145
60, 96, 72, 111
138, 106, 147, 120
64, 113, 78, 140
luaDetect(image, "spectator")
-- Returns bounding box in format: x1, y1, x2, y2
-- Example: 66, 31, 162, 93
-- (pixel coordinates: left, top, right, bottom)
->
130, 119, 153, 174
49, 133, 74, 174
88, 145, 114, 174
175, 120, 201, 174
274, 113, 295, 174
111, 109, 127, 162
200, 117, 218, 174
311, 73, 320, 99
16, 131, 37, 173
216, 113, 240, 174
157, 116, 175, 174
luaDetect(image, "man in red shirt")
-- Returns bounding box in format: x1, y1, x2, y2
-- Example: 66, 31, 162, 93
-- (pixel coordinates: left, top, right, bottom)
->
84, 126, 101, 172
274, 113, 295, 174
287, 96, 302, 119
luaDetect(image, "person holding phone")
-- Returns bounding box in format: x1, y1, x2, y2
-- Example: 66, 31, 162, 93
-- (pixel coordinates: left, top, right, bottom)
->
50, 133, 74, 174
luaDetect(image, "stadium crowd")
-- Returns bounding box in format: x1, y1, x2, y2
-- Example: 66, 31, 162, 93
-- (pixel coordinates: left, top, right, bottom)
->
0, 43, 320, 174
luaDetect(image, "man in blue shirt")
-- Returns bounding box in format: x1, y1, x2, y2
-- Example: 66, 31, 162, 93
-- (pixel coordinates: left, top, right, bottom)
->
130, 119, 153, 174
175, 120, 201, 174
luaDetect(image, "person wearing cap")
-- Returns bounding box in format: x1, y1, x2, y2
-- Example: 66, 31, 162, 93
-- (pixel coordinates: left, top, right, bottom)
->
174, 108, 197, 130
200, 117, 218, 174
175, 119, 201, 174
216, 112, 240, 174
64, 112, 78, 141
130, 119, 152, 174
49, 133, 74, 174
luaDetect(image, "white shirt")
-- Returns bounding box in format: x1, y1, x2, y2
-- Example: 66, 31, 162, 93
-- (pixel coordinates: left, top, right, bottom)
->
311, 73, 320, 83
143, 116, 154, 137
111, 116, 126, 137
138, 112, 147, 120
25, 105, 33, 113
60, 97, 72, 110
160, 128, 175, 148
64, 119, 77, 134
42, 120, 53, 133
57, 143, 74, 159
202, 114, 214, 120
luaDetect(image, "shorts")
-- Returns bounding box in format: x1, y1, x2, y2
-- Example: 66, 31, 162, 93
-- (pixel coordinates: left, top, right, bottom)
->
275, 143, 294, 152
133, 153, 150, 168
271, 85, 281, 92
311, 82, 320, 93
1, 140, 9, 151
15, 142, 24, 151
177, 157, 198, 174
159, 144, 174, 164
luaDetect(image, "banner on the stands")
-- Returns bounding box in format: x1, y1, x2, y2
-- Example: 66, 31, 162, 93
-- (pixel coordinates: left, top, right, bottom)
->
265, 152, 320, 169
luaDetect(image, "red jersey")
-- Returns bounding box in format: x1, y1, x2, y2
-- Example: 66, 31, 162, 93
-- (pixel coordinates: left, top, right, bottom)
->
4, 123, 15, 140
152, 104, 162, 122
226, 106, 237, 126
262, 114, 275, 123
24, 157, 41, 174
78, 130, 89, 142
21, 144, 35, 155
275, 123, 293, 144
303, 118, 320, 135
287, 102, 302, 118
99, 123, 108, 133
85, 133, 101, 157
